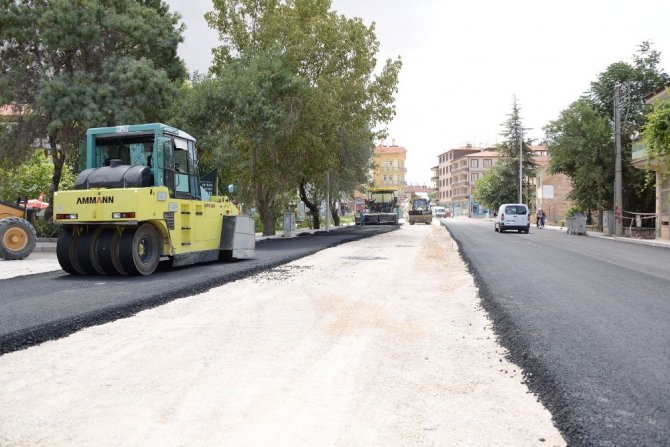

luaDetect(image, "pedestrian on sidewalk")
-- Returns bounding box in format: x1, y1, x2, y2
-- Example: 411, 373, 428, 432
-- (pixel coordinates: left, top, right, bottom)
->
536, 209, 546, 228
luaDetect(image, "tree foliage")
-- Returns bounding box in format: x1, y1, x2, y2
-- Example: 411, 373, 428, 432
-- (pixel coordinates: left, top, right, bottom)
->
0, 151, 76, 203
473, 166, 516, 212
170, 48, 307, 235
544, 99, 613, 216
490, 96, 536, 206
547, 42, 669, 217
0, 0, 187, 217
205, 0, 401, 233
643, 90, 670, 172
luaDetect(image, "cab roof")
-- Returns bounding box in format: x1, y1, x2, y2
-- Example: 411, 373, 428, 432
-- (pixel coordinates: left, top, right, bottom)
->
86, 123, 195, 141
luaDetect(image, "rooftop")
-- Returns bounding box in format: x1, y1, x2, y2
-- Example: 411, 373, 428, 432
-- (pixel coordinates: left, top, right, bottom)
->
375, 145, 407, 155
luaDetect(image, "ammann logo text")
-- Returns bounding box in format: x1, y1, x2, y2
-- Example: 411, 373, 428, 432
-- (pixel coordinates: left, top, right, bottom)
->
76, 196, 114, 205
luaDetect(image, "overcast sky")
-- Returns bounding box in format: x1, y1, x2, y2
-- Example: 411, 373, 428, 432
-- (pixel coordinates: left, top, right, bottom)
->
164, 0, 670, 185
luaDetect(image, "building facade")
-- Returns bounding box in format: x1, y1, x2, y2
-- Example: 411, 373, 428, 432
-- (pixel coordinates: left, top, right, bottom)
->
435, 145, 497, 217
372, 142, 407, 195
531, 145, 573, 224
463, 150, 499, 216
433, 143, 573, 222
435, 144, 482, 209
632, 87, 670, 239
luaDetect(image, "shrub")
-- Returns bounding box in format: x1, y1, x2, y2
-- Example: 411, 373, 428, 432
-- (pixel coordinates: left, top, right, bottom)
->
32, 218, 61, 238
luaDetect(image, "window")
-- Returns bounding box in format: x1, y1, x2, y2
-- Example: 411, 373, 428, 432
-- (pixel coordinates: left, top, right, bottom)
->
471, 173, 479, 182
483, 159, 492, 167
504, 205, 527, 215
470, 159, 479, 168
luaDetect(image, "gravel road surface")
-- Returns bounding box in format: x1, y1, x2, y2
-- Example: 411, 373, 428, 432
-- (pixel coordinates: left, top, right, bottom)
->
0, 223, 564, 446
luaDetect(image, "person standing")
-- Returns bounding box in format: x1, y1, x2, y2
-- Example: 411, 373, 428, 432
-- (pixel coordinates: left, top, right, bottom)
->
536, 209, 546, 228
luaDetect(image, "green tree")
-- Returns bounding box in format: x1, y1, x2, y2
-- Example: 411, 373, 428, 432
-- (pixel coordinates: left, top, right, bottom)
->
494, 96, 536, 205
0, 0, 186, 218
170, 49, 307, 235
643, 90, 670, 172
206, 0, 400, 232
473, 166, 516, 212
579, 42, 669, 213
0, 150, 76, 203
545, 99, 614, 219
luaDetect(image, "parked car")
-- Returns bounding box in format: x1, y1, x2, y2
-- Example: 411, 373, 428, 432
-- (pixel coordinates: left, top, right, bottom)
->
494, 203, 530, 233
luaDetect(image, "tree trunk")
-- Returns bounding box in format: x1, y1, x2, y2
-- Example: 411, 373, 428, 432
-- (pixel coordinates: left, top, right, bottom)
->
299, 182, 320, 229
46, 135, 65, 221
256, 187, 276, 236
329, 198, 340, 226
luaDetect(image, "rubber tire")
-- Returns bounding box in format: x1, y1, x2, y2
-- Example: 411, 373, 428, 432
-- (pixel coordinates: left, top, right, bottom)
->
75, 229, 98, 274
95, 228, 126, 275
119, 224, 160, 276
0, 217, 37, 260
57, 229, 85, 275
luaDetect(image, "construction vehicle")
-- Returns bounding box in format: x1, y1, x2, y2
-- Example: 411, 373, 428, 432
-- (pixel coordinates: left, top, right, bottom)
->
53, 123, 254, 276
360, 187, 399, 225
0, 200, 37, 260
408, 194, 432, 225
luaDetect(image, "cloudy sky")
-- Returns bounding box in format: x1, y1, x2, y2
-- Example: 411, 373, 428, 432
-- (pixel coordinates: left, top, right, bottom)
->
164, 0, 670, 185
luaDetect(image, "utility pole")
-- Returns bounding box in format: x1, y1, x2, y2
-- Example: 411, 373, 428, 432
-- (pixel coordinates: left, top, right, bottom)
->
518, 128, 523, 204
614, 85, 623, 236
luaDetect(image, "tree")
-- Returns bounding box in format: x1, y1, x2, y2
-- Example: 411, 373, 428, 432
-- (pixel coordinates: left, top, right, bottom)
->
0, 151, 76, 203
206, 0, 400, 232
581, 42, 669, 213
545, 99, 613, 219
170, 50, 307, 235
643, 90, 670, 172
473, 166, 516, 212
0, 0, 186, 218
494, 96, 536, 205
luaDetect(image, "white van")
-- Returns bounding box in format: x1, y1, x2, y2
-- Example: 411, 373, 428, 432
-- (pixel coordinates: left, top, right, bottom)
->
494, 203, 530, 233
432, 206, 447, 218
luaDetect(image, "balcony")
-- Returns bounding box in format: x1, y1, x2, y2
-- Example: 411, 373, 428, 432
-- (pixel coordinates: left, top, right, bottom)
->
631, 141, 668, 170
379, 166, 407, 172
451, 163, 469, 173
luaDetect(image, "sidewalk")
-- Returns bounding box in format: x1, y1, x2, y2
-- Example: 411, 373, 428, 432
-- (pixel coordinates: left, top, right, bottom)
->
543, 224, 670, 249
25, 220, 670, 254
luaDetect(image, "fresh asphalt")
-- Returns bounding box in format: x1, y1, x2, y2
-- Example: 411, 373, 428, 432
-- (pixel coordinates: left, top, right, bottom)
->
0, 225, 397, 356
440, 217, 670, 447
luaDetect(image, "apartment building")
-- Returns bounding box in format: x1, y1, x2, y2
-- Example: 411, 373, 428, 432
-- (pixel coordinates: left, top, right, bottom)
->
435, 144, 498, 216
372, 142, 407, 195
435, 144, 481, 207
464, 150, 499, 215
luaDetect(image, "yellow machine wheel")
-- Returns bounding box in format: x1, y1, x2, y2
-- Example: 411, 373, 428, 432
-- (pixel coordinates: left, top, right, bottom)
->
119, 224, 160, 276
0, 217, 37, 260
